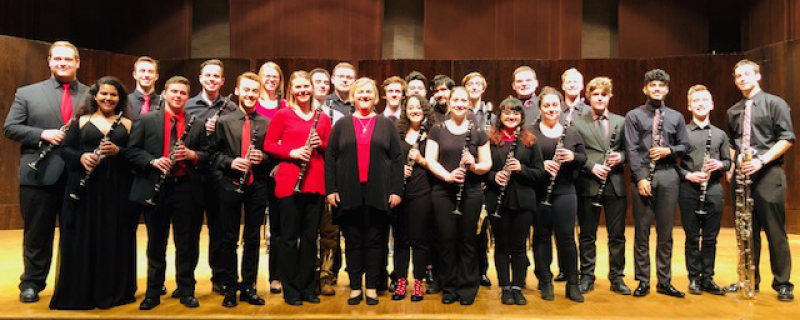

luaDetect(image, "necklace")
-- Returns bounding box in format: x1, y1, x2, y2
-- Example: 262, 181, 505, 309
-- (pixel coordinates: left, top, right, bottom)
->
356, 116, 374, 134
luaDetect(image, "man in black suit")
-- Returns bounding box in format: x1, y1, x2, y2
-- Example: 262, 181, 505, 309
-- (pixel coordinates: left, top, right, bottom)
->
573, 77, 630, 295
511, 66, 540, 129
128, 56, 161, 118
3, 41, 89, 303
127, 76, 210, 310
212, 72, 270, 307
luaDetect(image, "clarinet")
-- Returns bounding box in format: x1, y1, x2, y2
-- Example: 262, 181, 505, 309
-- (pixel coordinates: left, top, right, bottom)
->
235, 126, 260, 194
452, 121, 474, 215
145, 115, 197, 206
492, 126, 521, 218
592, 125, 619, 207
404, 122, 427, 186
731, 148, 756, 298
647, 112, 662, 185
69, 111, 124, 201
294, 107, 322, 193
541, 119, 572, 207
696, 129, 714, 214
28, 119, 74, 171
207, 94, 233, 133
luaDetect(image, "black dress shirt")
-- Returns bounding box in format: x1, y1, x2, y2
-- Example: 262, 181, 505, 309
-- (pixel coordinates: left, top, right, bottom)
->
128, 89, 161, 118
624, 100, 690, 182
324, 92, 354, 116
677, 122, 732, 191
185, 92, 237, 122
726, 90, 796, 165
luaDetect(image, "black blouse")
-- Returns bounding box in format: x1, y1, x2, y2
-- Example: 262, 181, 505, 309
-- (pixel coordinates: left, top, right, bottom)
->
485, 138, 547, 213
531, 124, 586, 195
428, 123, 488, 195
401, 137, 430, 199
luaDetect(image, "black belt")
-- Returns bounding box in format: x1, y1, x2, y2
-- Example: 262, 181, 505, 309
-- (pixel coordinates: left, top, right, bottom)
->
164, 175, 191, 184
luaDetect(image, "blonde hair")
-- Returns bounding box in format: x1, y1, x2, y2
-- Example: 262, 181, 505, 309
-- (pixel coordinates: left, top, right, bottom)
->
687, 84, 710, 102
348, 77, 380, 107
257, 61, 285, 99
462, 72, 487, 89
512, 66, 537, 82
286, 71, 312, 107
586, 77, 613, 98
48, 41, 80, 60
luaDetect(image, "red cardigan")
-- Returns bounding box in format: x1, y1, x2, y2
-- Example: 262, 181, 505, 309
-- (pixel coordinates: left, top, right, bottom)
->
264, 108, 331, 198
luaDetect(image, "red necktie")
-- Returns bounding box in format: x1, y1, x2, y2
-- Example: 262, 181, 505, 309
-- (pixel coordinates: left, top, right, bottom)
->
241, 116, 254, 186
60, 83, 73, 123
142, 95, 151, 114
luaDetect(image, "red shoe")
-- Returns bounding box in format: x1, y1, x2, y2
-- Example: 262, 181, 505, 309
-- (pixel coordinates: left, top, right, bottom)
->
410, 279, 424, 302
392, 278, 407, 300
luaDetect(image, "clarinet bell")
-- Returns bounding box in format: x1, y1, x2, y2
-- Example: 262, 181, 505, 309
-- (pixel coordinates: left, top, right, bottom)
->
591, 201, 603, 208
452, 206, 463, 215
144, 198, 157, 206
28, 160, 40, 171
69, 193, 80, 201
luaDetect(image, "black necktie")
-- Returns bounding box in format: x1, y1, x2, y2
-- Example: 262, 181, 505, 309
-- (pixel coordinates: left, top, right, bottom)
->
170, 117, 178, 150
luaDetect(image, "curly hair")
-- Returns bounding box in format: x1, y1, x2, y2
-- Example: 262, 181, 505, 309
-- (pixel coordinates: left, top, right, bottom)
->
395, 94, 438, 138
78, 76, 132, 119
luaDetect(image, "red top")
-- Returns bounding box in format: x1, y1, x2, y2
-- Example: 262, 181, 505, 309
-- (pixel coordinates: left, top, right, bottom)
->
264, 108, 331, 198
255, 99, 287, 120
164, 108, 189, 177
353, 116, 377, 183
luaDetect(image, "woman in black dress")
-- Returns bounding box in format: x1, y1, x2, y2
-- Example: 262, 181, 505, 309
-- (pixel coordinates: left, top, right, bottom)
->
325, 77, 404, 306
531, 87, 586, 302
50, 76, 135, 310
425, 86, 492, 305
391, 95, 437, 301
485, 97, 547, 305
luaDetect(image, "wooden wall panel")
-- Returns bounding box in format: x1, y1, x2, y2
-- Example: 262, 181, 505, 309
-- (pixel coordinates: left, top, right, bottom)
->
618, 0, 709, 58
230, 0, 383, 61
424, 0, 582, 60
742, 0, 800, 51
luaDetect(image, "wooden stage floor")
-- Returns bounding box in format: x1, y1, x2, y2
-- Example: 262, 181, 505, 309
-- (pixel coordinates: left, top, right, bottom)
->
0, 226, 797, 320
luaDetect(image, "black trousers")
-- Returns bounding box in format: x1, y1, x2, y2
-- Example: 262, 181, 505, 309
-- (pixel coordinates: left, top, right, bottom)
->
18, 175, 65, 291
340, 205, 389, 290
393, 193, 432, 280
749, 165, 794, 291
144, 178, 202, 298
266, 177, 281, 283
678, 181, 723, 282
577, 194, 627, 281
278, 194, 323, 301
631, 168, 678, 285
219, 180, 268, 290
477, 213, 490, 276
534, 193, 579, 284
490, 209, 531, 288
431, 190, 482, 301
201, 175, 224, 286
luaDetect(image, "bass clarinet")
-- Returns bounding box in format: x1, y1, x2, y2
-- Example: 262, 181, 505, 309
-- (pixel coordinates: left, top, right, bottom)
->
696, 129, 713, 214
28, 118, 74, 171
541, 119, 572, 207
69, 111, 124, 201
731, 149, 756, 298
592, 125, 619, 207
145, 115, 197, 206
236, 125, 260, 194
492, 126, 520, 218
294, 107, 322, 193
452, 121, 474, 215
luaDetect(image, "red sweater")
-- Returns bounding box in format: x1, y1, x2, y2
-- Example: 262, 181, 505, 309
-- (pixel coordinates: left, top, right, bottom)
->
264, 108, 331, 198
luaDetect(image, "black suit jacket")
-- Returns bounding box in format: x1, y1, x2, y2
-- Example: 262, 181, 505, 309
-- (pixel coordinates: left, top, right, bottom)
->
3, 77, 89, 186
573, 111, 627, 197
485, 137, 547, 213
325, 115, 403, 213
128, 90, 162, 119
212, 109, 270, 191
126, 109, 209, 205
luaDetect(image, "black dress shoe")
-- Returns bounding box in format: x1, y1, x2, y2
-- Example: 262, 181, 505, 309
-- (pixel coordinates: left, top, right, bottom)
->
139, 297, 160, 310
540, 282, 555, 301
610, 280, 632, 295
442, 292, 458, 304
285, 299, 303, 306
778, 286, 794, 301
459, 297, 474, 305
656, 283, 685, 298
366, 295, 379, 305
480, 275, 492, 287
212, 283, 225, 295
512, 289, 527, 305
303, 294, 321, 304
180, 295, 200, 308
270, 287, 282, 294
160, 285, 168, 296
554, 272, 566, 282
700, 279, 725, 295
633, 282, 650, 297
688, 280, 702, 295
222, 291, 238, 308
566, 284, 585, 303
501, 289, 515, 305
240, 288, 265, 305
171, 289, 181, 298
426, 281, 441, 294
578, 277, 594, 294
348, 293, 363, 305
19, 288, 39, 303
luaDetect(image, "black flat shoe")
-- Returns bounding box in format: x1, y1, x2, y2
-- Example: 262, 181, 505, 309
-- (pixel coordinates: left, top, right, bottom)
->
656, 283, 685, 298
270, 287, 282, 294
700, 279, 726, 295
566, 284, 585, 303
501, 289, 514, 305
442, 292, 458, 304
366, 295, 379, 305
688, 280, 702, 295
554, 272, 566, 282
212, 282, 225, 295
160, 285, 168, 296
512, 289, 527, 305
240, 288, 265, 305
610, 280, 632, 295
180, 295, 200, 308
578, 277, 595, 294
285, 299, 303, 306
348, 293, 363, 305
633, 282, 650, 297
303, 294, 321, 304
222, 291, 238, 308
480, 275, 492, 287
459, 298, 474, 305
171, 289, 181, 299
778, 286, 794, 301
139, 297, 160, 310
19, 288, 39, 303
540, 282, 555, 301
